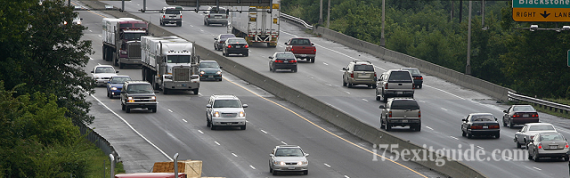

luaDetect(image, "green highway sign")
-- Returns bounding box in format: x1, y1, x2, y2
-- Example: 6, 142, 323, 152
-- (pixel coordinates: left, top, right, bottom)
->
513, 0, 570, 8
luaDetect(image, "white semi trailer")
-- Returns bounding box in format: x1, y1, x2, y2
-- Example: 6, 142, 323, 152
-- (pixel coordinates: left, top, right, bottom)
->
228, 0, 280, 47
141, 36, 200, 95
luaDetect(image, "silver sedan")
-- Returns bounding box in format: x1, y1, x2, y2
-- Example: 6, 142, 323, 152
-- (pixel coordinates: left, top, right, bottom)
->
269, 145, 309, 175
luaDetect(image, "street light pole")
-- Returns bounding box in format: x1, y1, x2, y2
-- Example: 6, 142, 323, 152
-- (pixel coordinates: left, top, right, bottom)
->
466, 1, 472, 75
319, 0, 323, 24
326, 0, 330, 28
380, 0, 386, 47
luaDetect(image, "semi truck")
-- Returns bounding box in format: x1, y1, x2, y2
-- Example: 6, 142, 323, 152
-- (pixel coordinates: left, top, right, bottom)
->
227, 0, 280, 47
102, 18, 148, 68
141, 36, 200, 95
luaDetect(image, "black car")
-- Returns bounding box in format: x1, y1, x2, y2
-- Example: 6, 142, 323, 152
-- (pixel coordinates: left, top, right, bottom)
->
269, 52, 297, 72
401, 68, 423, 89
199, 60, 223, 81
214, 34, 236, 51
461, 113, 500, 138
223, 38, 248, 57
120, 81, 157, 113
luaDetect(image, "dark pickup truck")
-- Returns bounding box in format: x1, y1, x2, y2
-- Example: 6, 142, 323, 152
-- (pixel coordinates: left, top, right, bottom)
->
285, 38, 316, 63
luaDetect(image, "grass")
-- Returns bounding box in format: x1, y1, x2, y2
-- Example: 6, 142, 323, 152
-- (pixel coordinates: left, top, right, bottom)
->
84, 140, 126, 178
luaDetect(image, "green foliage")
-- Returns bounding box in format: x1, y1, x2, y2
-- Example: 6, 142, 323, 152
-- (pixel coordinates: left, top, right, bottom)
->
0, 0, 95, 125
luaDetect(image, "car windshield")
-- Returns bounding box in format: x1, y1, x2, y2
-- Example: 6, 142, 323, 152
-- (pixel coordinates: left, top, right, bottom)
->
388, 71, 412, 81
220, 35, 235, 41
471, 115, 494, 121
513, 105, 536, 112
354, 65, 374, 71
403, 68, 421, 75
127, 84, 153, 93
227, 39, 246, 44
274, 148, 304, 157
123, 33, 144, 41
213, 100, 241, 108
110, 77, 131, 84
167, 55, 191, 63
539, 133, 564, 141
290, 39, 310, 45
165, 9, 180, 14
529, 125, 555, 131
200, 62, 219, 68
391, 100, 419, 110
276, 53, 295, 59
95, 67, 115, 73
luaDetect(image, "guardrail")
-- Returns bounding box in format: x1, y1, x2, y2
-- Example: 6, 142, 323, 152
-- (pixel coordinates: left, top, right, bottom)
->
508, 91, 570, 114
280, 13, 313, 30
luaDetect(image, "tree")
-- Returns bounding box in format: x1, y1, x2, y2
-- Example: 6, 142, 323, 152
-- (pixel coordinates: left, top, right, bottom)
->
0, 0, 95, 125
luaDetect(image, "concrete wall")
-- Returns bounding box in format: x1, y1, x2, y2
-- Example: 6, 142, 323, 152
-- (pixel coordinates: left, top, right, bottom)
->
314, 27, 513, 102
82, 1, 486, 177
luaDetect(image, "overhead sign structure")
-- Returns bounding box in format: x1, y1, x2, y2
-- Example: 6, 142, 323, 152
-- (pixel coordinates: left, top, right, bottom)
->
513, 8, 570, 22
166, 0, 272, 7
513, 0, 570, 8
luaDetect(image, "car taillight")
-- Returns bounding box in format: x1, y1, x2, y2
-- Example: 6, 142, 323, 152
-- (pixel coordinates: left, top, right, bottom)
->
415, 76, 423, 80
385, 83, 388, 89
566, 143, 569, 148
374, 72, 377, 77
530, 135, 534, 140
180, 15, 182, 18
470, 125, 483, 129
418, 111, 421, 118
163, 15, 165, 18
350, 73, 354, 78
291, 60, 297, 63
489, 125, 500, 129
314, 48, 316, 52
388, 111, 392, 118
538, 143, 542, 149
275, 60, 283, 63
290, 48, 294, 52
245, 45, 249, 48
532, 113, 539, 117
227, 45, 232, 48
513, 114, 520, 118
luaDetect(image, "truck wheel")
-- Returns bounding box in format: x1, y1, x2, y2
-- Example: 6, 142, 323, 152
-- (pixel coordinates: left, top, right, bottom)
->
163, 88, 168, 94
121, 103, 125, 111
372, 84, 377, 89
241, 124, 246, 130
126, 106, 131, 113
310, 57, 315, 63
244, 52, 248, 57
415, 124, 421, 131
119, 62, 124, 69
151, 107, 157, 113
516, 141, 522, 148
177, 22, 182, 27
102, 46, 106, 61
193, 88, 199, 95
207, 119, 211, 127
343, 79, 347, 87
348, 82, 353, 88
386, 122, 392, 131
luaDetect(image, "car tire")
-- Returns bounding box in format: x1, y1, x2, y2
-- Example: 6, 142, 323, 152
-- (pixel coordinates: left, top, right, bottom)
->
270, 66, 274, 72
516, 141, 522, 148
193, 88, 199, 95
495, 133, 500, 138
269, 167, 273, 173
241, 124, 246, 130
126, 106, 131, 113
385, 118, 392, 131
462, 130, 466, 137
380, 118, 384, 129
508, 120, 514, 128
163, 88, 168, 94
348, 82, 353, 88
564, 156, 569, 161
207, 119, 211, 127
415, 124, 421, 131
467, 132, 473, 138
272, 170, 278, 175
121, 103, 125, 111
244, 52, 248, 57
107, 91, 111, 98
343, 78, 347, 87
310, 57, 315, 63
119, 62, 124, 69
303, 170, 308, 175
528, 152, 532, 160
219, 78, 223, 81
533, 151, 540, 162
503, 119, 507, 127
211, 125, 216, 130
372, 84, 377, 89
419, 84, 422, 89
177, 22, 182, 27
292, 68, 297, 73
152, 107, 157, 113
381, 91, 387, 103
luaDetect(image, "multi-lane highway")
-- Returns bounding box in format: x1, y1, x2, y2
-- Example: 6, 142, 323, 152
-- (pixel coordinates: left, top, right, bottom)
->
77, 0, 570, 177
76, 1, 445, 177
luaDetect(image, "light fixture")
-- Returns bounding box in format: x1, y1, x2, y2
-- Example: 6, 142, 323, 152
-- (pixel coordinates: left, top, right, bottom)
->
563, 26, 570, 31
530, 25, 538, 31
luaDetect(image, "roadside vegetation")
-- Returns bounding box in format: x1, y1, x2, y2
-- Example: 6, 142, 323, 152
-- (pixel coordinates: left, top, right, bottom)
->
0, 0, 123, 177
282, 0, 570, 101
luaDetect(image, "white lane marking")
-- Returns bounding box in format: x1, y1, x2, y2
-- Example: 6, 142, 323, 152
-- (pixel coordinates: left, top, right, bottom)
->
249, 165, 256, 169
281, 141, 287, 145
190, 25, 194, 27
323, 62, 329, 65
425, 126, 434, 130
90, 57, 93, 60
324, 163, 331, 167
246, 120, 249, 123
362, 99, 368, 102
90, 95, 173, 161
98, 35, 101, 37
89, 30, 92, 32
231, 153, 238, 157
477, 146, 484, 149
182, 119, 187, 123
345, 91, 350, 95
441, 108, 448, 112
215, 141, 221, 146
198, 130, 203, 134
168, 109, 173, 112
344, 175, 350, 178
261, 130, 267, 134
339, 70, 345, 72
533, 167, 541, 171
450, 136, 459, 140
424, 85, 465, 100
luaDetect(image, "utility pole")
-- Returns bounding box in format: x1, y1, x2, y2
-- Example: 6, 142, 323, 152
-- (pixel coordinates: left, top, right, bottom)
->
326, 0, 330, 28
380, 0, 386, 47
466, 1, 472, 75
319, 0, 323, 24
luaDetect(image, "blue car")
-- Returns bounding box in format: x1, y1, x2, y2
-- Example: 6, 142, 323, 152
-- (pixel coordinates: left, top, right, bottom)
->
107, 75, 132, 98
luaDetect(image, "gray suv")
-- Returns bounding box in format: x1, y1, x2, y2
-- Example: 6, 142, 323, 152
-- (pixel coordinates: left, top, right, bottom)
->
204, 6, 228, 26
160, 6, 182, 27
342, 60, 377, 88
376, 69, 414, 102
120, 81, 157, 113
206, 95, 248, 130
379, 98, 421, 131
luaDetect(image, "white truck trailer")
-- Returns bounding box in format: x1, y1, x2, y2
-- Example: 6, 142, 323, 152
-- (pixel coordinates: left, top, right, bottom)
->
141, 36, 200, 95
228, 0, 280, 47
102, 18, 148, 68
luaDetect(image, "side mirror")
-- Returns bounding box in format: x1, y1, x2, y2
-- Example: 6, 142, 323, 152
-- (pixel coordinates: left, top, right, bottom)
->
219, 66, 223, 69
304, 153, 309, 157
379, 105, 385, 109
495, 117, 498, 121
80, 18, 83, 20
284, 42, 288, 45
529, 140, 534, 143
462, 119, 466, 122
242, 104, 248, 108
342, 67, 347, 71
269, 154, 274, 157
503, 110, 507, 113
206, 104, 212, 108
214, 38, 218, 40
311, 43, 314, 45
269, 56, 273, 59
90, 71, 94, 73
116, 71, 119, 73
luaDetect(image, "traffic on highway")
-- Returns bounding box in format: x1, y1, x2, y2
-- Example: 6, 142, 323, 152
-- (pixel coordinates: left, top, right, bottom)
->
72, 0, 570, 177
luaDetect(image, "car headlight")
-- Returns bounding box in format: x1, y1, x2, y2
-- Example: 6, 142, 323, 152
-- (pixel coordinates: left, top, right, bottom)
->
111, 87, 118, 90
200, 71, 205, 75
213, 111, 220, 117
127, 96, 134, 103
151, 96, 156, 101
275, 161, 285, 166
128, 97, 133, 100
300, 161, 308, 165
239, 111, 245, 117
216, 71, 222, 75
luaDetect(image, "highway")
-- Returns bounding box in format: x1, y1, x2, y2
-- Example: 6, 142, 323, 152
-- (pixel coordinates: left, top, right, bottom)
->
75, 1, 443, 177
78, 0, 570, 177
